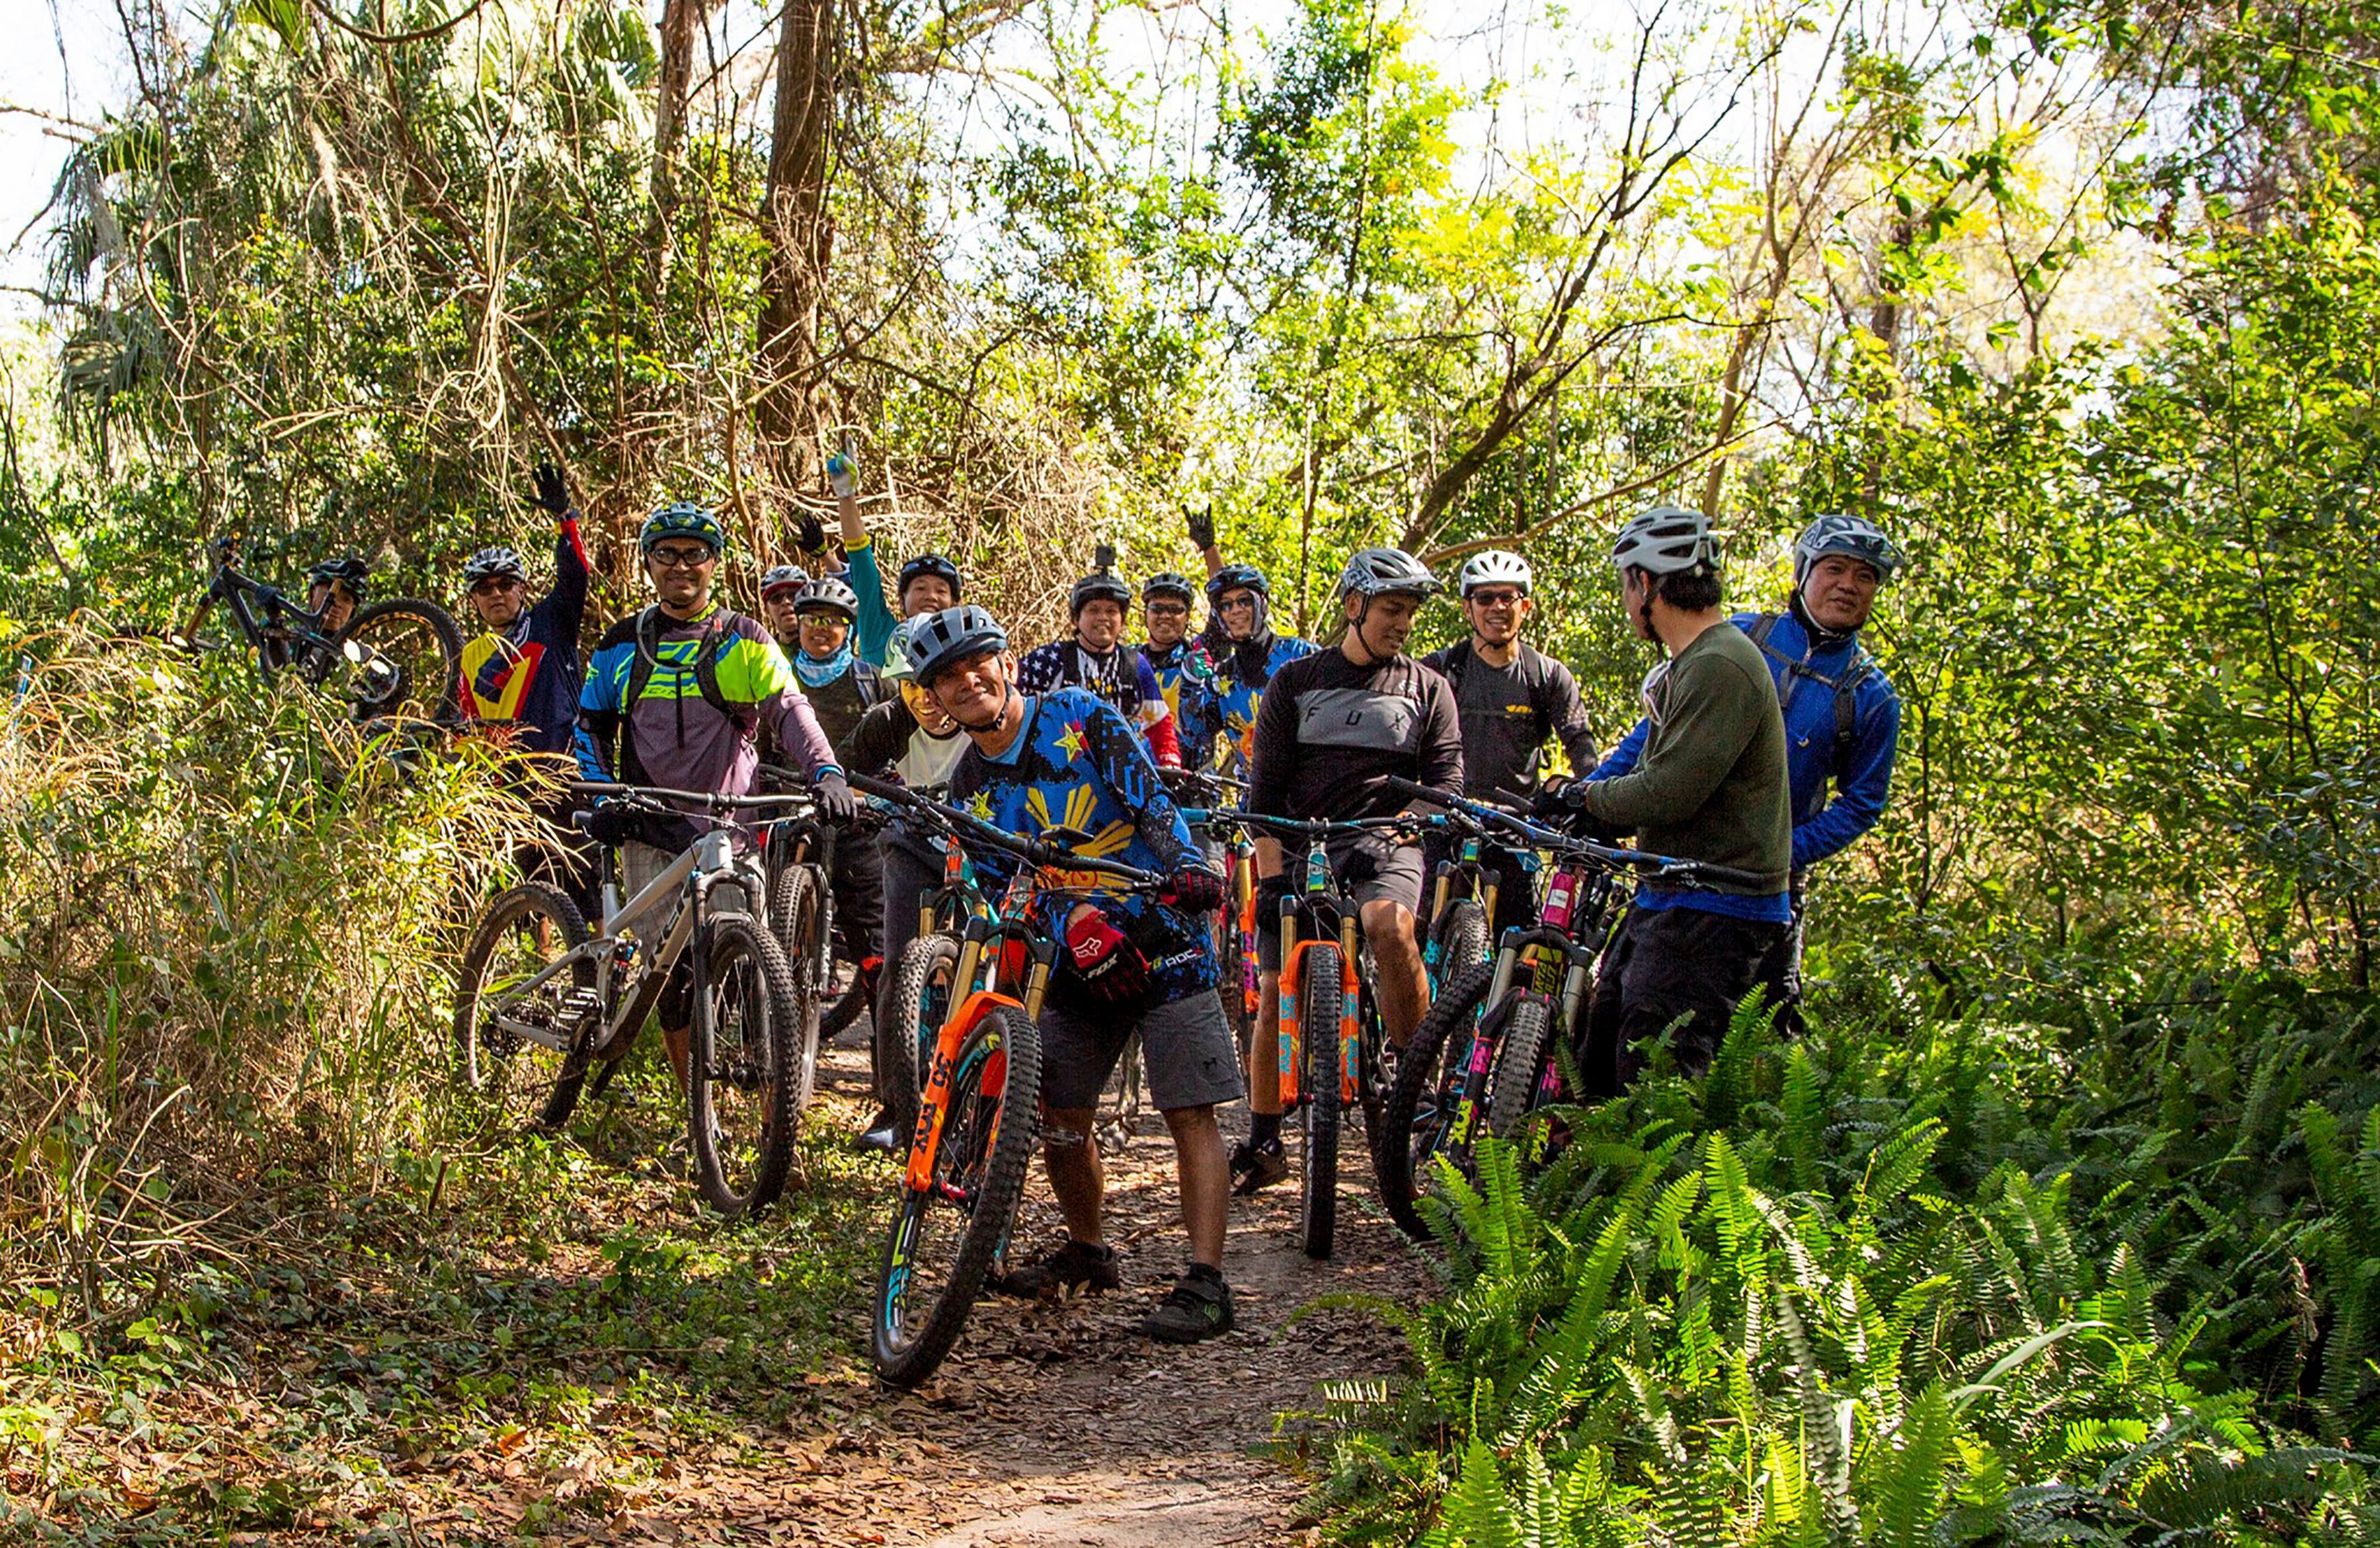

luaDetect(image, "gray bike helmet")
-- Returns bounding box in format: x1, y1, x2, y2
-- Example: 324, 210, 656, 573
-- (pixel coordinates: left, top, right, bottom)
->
461, 546, 527, 587
1793, 512, 1905, 586
1608, 505, 1720, 576
1336, 546, 1443, 600
1457, 550, 1532, 598
791, 575, 860, 621
906, 604, 1010, 684
760, 563, 809, 598
1142, 571, 1197, 606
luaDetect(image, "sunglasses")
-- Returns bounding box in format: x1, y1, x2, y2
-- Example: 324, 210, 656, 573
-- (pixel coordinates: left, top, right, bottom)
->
470, 577, 523, 596
1146, 601, 1190, 616
1218, 594, 1257, 612
1467, 589, 1525, 608
648, 546, 717, 569
797, 612, 849, 628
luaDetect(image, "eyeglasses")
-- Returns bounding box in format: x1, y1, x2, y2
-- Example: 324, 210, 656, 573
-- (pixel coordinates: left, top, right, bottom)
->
1466, 589, 1525, 608
469, 577, 523, 596
648, 546, 717, 569
797, 613, 848, 628
1218, 594, 1257, 612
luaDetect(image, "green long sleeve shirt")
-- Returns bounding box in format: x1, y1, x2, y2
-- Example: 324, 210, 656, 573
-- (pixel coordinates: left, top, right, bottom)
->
1581, 621, 1791, 899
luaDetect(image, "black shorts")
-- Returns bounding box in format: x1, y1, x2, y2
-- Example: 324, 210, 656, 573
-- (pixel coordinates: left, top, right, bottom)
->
1581, 904, 1786, 1094
1253, 833, 1425, 971
1039, 990, 1246, 1112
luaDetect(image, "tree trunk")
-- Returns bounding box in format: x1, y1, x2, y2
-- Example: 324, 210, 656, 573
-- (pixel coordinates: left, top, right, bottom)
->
644, 0, 707, 300
755, 0, 838, 479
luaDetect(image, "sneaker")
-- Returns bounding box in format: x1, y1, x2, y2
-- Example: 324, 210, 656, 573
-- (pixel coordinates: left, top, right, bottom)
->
848, 1109, 902, 1155
1140, 1271, 1234, 1344
989, 1238, 1121, 1299
1228, 1137, 1289, 1196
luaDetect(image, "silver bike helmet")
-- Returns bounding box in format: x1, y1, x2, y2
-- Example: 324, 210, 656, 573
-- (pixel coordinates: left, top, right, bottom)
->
759, 563, 809, 598
905, 604, 1010, 684
1336, 546, 1443, 600
461, 546, 528, 587
790, 575, 860, 621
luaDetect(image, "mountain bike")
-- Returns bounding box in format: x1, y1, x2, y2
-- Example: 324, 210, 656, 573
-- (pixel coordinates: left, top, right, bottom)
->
452, 782, 811, 1217
874, 795, 993, 1151
758, 768, 884, 1048
1235, 810, 1429, 1260
1375, 780, 1766, 1235
850, 774, 1166, 1389
182, 537, 464, 725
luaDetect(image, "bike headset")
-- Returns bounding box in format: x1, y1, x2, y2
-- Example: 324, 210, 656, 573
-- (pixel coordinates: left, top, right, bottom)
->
1607, 505, 1719, 638
904, 604, 1013, 733
1335, 547, 1443, 665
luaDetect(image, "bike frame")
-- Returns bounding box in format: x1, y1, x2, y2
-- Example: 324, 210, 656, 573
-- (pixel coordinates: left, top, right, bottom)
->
1272, 841, 1367, 1110
189, 543, 344, 680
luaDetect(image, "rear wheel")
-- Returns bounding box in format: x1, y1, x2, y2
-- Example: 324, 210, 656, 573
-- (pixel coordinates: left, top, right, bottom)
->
327, 598, 464, 726
882, 932, 961, 1147
873, 1006, 1042, 1389
1375, 956, 1496, 1239
1298, 944, 1344, 1260
688, 914, 804, 1217
453, 883, 596, 1131
764, 861, 827, 1114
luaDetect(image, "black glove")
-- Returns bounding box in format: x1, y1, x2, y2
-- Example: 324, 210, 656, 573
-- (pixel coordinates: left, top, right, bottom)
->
813, 771, 859, 825
532, 462, 571, 516
582, 799, 637, 846
1531, 782, 1577, 821
1161, 866, 1226, 913
1185, 506, 1216, 550
795, 509, 827, 553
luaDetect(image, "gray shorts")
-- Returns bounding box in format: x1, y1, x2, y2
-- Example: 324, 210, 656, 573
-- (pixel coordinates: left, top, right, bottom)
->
1255, 833, 1425, 971
1040, 990, 1246, 1113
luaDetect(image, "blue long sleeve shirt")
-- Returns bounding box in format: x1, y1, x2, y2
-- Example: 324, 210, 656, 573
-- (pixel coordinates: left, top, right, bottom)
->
1592, 610, 1900, 872
846, 539, 899, 669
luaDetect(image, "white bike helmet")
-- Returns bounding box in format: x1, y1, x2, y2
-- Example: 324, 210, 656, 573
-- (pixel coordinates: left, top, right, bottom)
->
1608, 505, 1720, 576
1457, 550, 1532, 598
1793, 513, 1905, 586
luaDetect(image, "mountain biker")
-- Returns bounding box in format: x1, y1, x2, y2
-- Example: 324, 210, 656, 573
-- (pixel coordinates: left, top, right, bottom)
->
1199, 563, 1316, 778
907, 606, 1240, 1344
759, 572, 888, 1057
1234, 547, 1463, 1192
1592, 512, 1903, 1036
828, 444, 963, 669
756, 563, 809, 641
305, 557, 369, 634
1554, 506, 1792, 1090
1419, 550, 1599, 936
574, 501, 860, 1099
840, 617, 975, 1154
1015, 563, 1183, 769
458, 464, 591, 755
1138, 571, 1217, 769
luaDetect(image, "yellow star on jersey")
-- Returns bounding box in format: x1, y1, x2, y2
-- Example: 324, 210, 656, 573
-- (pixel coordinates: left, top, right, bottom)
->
967, 790, 995, 823
1054, 719, 1089, 762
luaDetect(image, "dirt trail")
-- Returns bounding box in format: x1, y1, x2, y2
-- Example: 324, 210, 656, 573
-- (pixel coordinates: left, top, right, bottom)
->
647, 1036, 1428, 1547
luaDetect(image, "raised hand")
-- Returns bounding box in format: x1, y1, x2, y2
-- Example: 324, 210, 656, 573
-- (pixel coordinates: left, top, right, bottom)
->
532, 462, 572, 516
826, 437, 857, 501
1185, 505, 1215, 550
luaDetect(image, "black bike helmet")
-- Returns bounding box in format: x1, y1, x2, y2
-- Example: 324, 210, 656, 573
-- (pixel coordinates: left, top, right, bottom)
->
898, 552, 964, 601
1204, 563, 1269, 605
307, 555, 372, 602
1070, 568, 1134, 616
1142, 571, 1197, 606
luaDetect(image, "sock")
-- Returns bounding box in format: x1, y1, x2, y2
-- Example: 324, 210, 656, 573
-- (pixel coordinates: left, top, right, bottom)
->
1187, 1262, 1224, 1285
1250, 1112, 1281, 1148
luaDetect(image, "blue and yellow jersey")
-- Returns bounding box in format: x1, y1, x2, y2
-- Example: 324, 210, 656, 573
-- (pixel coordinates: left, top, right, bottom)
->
1203, 633, 1318, 776
948, 688, 1216, 1004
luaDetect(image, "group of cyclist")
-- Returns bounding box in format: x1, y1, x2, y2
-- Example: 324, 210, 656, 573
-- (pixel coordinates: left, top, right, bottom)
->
428, 452, 1905, 1350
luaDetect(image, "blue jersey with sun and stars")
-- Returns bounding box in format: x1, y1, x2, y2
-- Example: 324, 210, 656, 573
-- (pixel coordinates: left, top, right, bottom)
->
947, 687, 1218, 1006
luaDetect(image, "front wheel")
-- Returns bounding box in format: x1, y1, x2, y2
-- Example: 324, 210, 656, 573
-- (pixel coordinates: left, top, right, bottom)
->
329, 598, 465, 726
881, 932, 961, 1149
1375, 956, 1496, 1240
1486, 993, 1556, 1143
1298, 944, 1344, 1260
873, 1005, 1042, 1389
453, 883, 596, 1131
688, 913, 805, 1217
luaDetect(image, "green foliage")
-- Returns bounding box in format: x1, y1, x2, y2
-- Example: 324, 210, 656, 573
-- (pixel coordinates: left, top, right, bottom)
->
1308, 961, 2380, 1543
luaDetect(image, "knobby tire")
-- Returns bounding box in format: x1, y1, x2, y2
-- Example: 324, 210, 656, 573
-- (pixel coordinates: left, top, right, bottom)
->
764, 861, 827, 1116
1486, 993, 1556, 1143
873, 1005, 1042, 1389
453, 883, 596, 1131
331, 598, 465, 725
1375, 956, 1496, 1241
1298, 943, 1345, 1260
688, 913, 804, 1217
881, 932, 961, 1148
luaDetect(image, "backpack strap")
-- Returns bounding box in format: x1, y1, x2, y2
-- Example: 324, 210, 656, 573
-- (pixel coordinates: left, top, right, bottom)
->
1437, 639, 1470, 694
628, 606, 736, 723
851, 657, 883, 710
1747, 612, 1876, 772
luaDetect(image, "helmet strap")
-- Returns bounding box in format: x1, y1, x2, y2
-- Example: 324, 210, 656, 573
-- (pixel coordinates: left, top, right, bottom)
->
1788, 583, 1858, 646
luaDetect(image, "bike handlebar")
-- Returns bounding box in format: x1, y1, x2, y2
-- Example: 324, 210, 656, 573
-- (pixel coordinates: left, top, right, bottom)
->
569, 779, 819, 813
844, 772, 1166, 888
1382, 776, 1774, 889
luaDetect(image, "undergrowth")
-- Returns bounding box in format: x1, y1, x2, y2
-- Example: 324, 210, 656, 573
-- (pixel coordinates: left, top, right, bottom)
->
1306, 972, 2380, 1545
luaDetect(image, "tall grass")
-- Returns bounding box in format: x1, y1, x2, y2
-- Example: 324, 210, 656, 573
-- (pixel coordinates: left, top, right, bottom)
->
0, 626, 539, 1343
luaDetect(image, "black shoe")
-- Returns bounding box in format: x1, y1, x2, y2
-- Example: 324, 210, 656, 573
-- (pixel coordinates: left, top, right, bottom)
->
1140, 1271, 1234, 1344
990, 1238, 1122, 1299
848, 1110, 901, 1155
1228, 1137, 1289, 1196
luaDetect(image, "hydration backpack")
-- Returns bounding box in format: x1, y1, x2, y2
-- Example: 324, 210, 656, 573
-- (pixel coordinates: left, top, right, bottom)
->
1745, 612, 1874, 767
